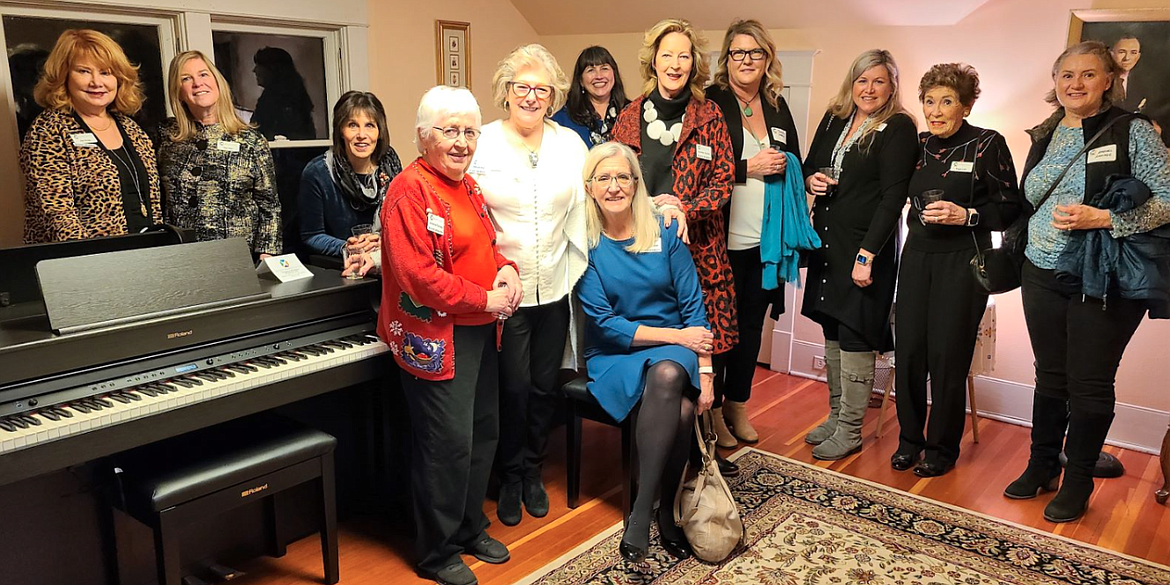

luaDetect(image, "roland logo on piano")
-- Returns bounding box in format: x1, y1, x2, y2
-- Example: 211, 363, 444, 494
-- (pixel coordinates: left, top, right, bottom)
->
241, 483, 269, 498
167, 329, 194, 340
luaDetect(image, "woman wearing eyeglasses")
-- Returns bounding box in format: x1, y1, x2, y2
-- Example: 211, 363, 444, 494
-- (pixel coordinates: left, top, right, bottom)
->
466, 44, 590, 528
705, 19, 802, 449
158, 50, 280, 257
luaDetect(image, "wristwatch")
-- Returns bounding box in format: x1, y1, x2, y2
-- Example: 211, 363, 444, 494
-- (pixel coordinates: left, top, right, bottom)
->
966, 208, 981, 227
855, 254, 870, 266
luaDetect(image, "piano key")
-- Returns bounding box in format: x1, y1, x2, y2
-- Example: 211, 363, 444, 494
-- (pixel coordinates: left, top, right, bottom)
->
21, 415, 41, 426
138, 386, 158, 398
9, 417, 28, 429
109, 394, 131, 405
53, 408, 73, 418
0, 420, 16, 432
91, 398, 114, 408
41, 410, 60, 421
69, 403, 92, 414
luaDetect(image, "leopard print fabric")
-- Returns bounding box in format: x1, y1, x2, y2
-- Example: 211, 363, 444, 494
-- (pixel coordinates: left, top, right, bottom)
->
614, 96, 739, 353
20, 108, 161, 244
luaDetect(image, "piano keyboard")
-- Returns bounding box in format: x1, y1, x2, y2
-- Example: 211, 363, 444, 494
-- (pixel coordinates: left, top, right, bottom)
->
0, 332, 387, 455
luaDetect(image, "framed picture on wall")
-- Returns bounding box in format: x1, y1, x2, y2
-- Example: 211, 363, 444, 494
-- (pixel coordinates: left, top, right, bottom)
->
437, 20, 470, 90
1070, 8, 1170, 143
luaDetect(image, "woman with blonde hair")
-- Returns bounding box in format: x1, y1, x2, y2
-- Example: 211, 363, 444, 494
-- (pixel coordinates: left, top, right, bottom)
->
612, 18, 737, 473
801, 49, 918, 460
705, 18, 802, 448
20, 29, 160, 243
158, 50, 281, 257
576, 141, 713, 563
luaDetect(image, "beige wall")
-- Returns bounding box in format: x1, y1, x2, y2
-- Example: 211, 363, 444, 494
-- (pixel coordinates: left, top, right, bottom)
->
536, 0, 1170, 414
367, 0, 540, 160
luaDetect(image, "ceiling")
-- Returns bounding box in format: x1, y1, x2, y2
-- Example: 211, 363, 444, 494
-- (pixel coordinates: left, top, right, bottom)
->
507, 0, 995, 35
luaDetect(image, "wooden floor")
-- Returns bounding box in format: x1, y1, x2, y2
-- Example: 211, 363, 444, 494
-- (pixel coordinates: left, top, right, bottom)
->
237, 368, 1170, 584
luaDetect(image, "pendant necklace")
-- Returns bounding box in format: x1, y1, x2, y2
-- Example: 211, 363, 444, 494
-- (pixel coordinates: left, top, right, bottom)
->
736, 92, 755, 118
108, 145, 148, 218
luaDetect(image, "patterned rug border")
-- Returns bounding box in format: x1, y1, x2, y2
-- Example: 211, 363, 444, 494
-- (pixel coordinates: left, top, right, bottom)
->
727, 447, 1170, 574
515, 447, 1169, 584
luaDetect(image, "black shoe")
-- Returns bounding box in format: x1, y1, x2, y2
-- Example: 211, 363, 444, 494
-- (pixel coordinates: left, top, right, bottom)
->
1043, 478, 1093, 523
466, 535, 510, 564
497, 482, 522, 526
429, 562, 477, 585
660, 533, 693, 559
1004, 464, 1061, 499
522, 479, 549, 518
890, 452, 918, 471
913, 460, 954, 478
619, 539, 646, 564
716, 454, 739, 477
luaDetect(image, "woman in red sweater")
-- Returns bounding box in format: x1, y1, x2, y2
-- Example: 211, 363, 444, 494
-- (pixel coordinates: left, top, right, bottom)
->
377, 85, 520, 585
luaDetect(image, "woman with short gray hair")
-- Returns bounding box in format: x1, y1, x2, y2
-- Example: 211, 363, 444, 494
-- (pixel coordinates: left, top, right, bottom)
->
378, 85, 521, 585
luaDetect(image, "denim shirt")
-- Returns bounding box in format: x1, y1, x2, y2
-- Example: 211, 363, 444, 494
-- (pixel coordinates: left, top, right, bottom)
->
298, 154, 377, 256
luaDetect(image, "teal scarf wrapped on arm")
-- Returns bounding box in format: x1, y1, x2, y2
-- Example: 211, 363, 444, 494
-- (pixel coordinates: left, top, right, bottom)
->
760, 151, 821, 289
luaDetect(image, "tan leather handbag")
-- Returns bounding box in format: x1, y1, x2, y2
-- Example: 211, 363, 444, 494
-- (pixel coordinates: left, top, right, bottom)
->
673, 411, 744, 562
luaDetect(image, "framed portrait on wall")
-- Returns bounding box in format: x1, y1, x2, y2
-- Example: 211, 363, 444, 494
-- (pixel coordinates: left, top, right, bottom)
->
437, 20, 470, 90
1070, 9, 1170, 143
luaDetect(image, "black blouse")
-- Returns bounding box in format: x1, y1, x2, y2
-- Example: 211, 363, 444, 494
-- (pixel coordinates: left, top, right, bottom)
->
905, 121, 1021, 252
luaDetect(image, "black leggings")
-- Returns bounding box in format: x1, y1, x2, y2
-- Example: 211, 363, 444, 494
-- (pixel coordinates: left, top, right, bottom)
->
622, 360, 695, 549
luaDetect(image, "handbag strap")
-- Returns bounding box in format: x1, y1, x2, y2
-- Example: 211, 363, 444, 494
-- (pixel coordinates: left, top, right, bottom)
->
1029, 112, 1137, 218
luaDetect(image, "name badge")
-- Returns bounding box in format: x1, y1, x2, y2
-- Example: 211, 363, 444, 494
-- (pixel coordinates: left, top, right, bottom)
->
877, 123, 888, 132
950, 161, 974, 173
216, 140, 240, 152
426, 210, 445, 236
648, 238, 663, 253
1087, 145, 1117, 164
71, 133, 98, 147
695, 144, 713, 161
770, 127, 787, 144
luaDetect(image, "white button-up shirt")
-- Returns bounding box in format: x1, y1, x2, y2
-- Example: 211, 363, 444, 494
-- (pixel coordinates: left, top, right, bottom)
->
469, 119, 589, 308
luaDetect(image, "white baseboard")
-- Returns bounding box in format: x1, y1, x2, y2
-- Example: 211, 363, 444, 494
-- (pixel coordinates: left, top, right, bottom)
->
787, 340, 1167, 454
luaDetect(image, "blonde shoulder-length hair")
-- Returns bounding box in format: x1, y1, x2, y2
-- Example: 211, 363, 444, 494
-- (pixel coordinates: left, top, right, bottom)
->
638, 18, 710, 101
825, 49, 908, 148
583, 142, 660, 253
166, 50, 250, 141
711, 19, 784, 108
490, 43, 570, 117
34, 29, 144, 115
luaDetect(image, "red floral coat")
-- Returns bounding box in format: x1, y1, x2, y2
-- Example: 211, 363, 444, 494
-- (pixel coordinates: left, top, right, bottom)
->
613, 96, 738, 352
378, 159, 515, 381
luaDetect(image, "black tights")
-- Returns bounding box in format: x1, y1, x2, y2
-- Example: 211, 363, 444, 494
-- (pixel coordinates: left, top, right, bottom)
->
623, 361, 695, 550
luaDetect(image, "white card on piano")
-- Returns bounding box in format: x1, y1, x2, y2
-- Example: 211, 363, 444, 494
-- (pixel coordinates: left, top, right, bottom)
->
256, 254, 314, 282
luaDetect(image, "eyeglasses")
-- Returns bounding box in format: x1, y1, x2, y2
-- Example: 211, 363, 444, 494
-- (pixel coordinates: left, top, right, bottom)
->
508, 82, 553, 100
432, 126, 480, 141
728, 49, 767, 62
589, 173, 636, 188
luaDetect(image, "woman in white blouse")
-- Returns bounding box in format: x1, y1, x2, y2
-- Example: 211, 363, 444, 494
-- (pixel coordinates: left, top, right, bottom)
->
469, 44, 588, 528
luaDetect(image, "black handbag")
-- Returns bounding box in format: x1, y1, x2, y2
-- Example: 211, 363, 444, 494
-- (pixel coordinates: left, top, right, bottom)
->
969, 114, 1137, 294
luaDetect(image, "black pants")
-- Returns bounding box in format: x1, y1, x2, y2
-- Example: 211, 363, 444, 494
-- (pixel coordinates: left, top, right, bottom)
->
1021, 260, 1145, 415
715, 247, 774, 406
894, 246, 987, 465
497, 298, 570, 485
400, 324, 499, 574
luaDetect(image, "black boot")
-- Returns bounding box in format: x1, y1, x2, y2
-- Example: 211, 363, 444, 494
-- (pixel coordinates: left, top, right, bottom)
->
1004, 393, 1067, 499
1044, 410, 1114, 523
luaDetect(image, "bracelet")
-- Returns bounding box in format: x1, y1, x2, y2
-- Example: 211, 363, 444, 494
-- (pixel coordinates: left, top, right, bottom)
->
698, 366, 714, 374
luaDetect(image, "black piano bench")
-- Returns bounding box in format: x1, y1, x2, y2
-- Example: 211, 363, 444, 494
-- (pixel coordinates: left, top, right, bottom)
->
109, 414, 339, 585
562, 374, 637, 523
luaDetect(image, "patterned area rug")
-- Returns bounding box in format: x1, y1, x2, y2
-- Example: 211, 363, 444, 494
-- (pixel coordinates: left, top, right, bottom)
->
518, 448, 1170, 584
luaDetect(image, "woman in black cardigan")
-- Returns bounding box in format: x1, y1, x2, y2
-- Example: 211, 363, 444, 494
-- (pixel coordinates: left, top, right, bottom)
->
892, 64, 1021, 478
706, 19, 801, 449
802, 49, 918, 461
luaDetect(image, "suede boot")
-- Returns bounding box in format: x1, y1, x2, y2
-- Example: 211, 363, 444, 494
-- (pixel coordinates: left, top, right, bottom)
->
806, 340, 842, 445
1004, 393, 1067, 499
1044, 410, 1113, 523
723, 400, 758, 443
710, 407, 738, 448
812, 350, 873, 460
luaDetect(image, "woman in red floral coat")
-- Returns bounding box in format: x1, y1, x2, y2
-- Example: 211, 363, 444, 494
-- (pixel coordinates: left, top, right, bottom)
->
613, 17, 738, 474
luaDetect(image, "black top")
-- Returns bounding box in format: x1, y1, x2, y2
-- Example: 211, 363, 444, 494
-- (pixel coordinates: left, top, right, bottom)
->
801, 111, 918, 351
76, 114, 151, 234
641, 88, 690, 197
706, 85, 802, 183
905, 121, 1021, 252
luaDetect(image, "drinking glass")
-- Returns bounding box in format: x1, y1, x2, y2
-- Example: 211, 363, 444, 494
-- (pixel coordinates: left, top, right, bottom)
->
918, 189, 945, 225
343, 224, 374, 279
817, 166, 839, 197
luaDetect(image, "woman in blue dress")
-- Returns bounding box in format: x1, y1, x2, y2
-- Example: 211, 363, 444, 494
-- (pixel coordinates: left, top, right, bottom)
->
576, 141, 715, 563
